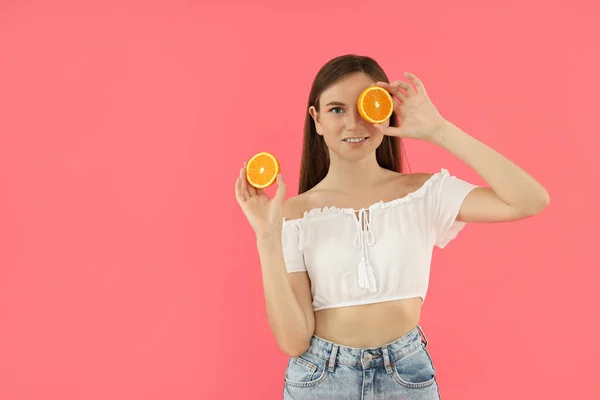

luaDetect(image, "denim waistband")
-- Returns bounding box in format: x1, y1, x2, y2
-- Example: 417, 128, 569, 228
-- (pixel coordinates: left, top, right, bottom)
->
305, 325, 428, 371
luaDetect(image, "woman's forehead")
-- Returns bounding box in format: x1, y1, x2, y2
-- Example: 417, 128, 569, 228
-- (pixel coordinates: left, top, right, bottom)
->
320, 73, 376, 104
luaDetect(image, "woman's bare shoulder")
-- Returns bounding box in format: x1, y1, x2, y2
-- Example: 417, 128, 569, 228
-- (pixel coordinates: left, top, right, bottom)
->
390, 171, 436, 193
283, 192, 314, 220
406, 171, 435, 185
283, 182, 333, 220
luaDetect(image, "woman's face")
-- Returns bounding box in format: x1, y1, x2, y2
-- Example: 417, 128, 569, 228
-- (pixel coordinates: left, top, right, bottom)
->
309, 72, 390, 161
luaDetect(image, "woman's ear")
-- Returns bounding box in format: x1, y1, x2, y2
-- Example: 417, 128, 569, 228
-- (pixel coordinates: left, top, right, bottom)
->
309, 106, 323, 135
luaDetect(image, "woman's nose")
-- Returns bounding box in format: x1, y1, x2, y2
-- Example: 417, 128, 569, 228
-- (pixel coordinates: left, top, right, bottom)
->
345, 109, 365, 131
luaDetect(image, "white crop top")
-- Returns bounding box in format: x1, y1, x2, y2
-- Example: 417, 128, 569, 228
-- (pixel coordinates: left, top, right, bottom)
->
281, 168, 479, 311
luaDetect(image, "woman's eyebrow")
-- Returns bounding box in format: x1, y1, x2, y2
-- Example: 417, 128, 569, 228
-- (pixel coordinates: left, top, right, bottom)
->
325, 101, 347, 106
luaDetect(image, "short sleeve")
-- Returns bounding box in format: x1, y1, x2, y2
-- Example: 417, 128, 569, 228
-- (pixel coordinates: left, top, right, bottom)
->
432, 169, 479, 248
281, 219, 307, 273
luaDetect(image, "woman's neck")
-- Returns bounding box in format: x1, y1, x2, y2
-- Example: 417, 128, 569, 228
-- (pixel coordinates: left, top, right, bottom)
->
321, 153, 392, 192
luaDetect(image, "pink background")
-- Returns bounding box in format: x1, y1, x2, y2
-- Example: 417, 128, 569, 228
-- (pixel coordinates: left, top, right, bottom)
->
1, 1, 599, 399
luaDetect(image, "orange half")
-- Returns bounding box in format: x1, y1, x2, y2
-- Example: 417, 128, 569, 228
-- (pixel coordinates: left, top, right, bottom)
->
246, 152, 280, 189
357, 86, 394, 124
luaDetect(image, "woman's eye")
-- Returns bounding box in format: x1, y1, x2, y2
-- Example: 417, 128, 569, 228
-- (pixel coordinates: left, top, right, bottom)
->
330, 107, 343, 114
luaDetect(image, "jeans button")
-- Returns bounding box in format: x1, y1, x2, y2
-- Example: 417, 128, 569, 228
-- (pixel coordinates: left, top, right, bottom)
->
363, 353, 372, 362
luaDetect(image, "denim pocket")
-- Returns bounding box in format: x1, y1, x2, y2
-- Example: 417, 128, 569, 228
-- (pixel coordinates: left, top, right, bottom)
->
393, 344, 437, 389
284, 352, 328, 388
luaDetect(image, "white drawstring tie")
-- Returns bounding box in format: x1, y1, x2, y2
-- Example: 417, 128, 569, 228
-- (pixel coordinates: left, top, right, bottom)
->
352, 209, 377, 293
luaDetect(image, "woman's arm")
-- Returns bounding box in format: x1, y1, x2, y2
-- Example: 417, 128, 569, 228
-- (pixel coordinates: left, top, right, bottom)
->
235, 168, 314, 357
430, 121, 550, 223
256, 232, 315, 357
374, 73, 549, 223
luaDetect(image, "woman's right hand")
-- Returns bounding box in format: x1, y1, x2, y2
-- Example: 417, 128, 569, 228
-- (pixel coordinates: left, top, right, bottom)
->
235, 162, 287, 238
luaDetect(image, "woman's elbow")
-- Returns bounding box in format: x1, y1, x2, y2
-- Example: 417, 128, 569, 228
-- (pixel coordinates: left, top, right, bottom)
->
279, 338, 311, 357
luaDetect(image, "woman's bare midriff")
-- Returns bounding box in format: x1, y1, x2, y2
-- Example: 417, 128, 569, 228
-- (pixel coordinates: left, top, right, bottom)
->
313, 297, 423, 348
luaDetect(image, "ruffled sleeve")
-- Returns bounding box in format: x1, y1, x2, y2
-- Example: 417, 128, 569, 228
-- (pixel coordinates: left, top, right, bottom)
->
281, 218, 307, 272
432, 169, 479, 248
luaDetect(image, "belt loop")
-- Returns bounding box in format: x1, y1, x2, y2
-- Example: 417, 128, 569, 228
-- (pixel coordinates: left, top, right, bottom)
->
417, 325, 428, 348
382, 345, 393, 374
328, 344, 339, 373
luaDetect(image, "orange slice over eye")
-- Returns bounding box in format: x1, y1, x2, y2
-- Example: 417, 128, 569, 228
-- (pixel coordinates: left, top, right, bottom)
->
357, 86, 394, 124
246, 152, 280, 189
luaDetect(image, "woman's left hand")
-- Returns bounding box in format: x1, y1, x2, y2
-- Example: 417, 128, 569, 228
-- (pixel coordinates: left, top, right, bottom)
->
374, 72, 448, 141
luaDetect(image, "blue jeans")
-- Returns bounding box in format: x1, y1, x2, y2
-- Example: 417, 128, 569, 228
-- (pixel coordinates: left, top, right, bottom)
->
283, 325, 441, 399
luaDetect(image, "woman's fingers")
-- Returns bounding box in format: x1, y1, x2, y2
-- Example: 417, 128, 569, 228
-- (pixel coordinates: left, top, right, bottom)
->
403, 72, 427, 95
377, 80, 411, 100
235, 176, 246, 203
273, 174, 286, 205
392, 96, 402, 115
239, 165, 251, 199
387, 82, 409, 101
391, 79, 415, 96
242, 161, 258, 198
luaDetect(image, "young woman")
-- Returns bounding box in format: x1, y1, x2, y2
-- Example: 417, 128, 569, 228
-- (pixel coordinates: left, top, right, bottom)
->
234, 54, 549, 399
